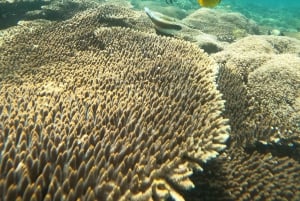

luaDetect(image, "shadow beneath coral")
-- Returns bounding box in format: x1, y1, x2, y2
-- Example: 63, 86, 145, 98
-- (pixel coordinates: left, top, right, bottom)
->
181, 160, 234, 201
0, 2, 48, 29
245, 141, 300, 163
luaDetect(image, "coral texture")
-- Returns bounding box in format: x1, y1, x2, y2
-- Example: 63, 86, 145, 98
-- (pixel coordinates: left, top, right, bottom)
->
222, 149, 300, 201
0, 5, 229, 201
214, 35, 300, 149
181, 147, 300, 201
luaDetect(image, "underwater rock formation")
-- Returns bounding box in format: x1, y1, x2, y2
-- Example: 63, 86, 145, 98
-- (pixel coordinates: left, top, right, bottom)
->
182, 8, 260, 42
0, 4, 230, 201
132, 0, 190, 20
130, 0, 198, 12
214, 35, 300, 149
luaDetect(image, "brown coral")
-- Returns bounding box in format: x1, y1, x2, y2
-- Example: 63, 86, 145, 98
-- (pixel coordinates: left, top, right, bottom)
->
0, 5, 229, 201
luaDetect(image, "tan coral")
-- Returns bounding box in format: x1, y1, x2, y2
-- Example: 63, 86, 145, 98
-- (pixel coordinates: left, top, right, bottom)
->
247, 54, 300, 144
0, 6, 229, 201
223, 149, 300, 201
183, 147, 300, 201
214, 35, 300, 147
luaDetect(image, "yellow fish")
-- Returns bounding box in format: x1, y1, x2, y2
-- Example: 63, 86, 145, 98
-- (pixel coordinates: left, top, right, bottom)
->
198, 0, 221, 8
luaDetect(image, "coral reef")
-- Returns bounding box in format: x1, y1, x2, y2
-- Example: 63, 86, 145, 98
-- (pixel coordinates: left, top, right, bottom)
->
0, 1, 48, 29
0, 4, 229, 200
186, 33, 300, 201
144, 7, 262, 53
248, 54, 300, 144
222, 148, 300, 201
0, 0, 99, 29
214, 35, 300, 150
284, 31, 300, 40
185, 147, 300, 201
130, 0, 198, 11
182, 8, 260, 42
1, 2, 300, 201
131, 0, 191, 20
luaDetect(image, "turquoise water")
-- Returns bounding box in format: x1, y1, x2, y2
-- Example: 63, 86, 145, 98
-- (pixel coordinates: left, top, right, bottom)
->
131, 0, 300, 32
226, 0, 300, 8
1, 0, 300, 32
223, 0, 300, 32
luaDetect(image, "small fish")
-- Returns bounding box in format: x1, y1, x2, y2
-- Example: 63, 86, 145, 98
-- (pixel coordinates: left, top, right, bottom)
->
198, 0, 221, 8
144, 7, 182, 36
268, 29, 284, 36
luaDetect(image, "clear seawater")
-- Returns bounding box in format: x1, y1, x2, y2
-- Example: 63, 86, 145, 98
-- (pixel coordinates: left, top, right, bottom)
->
223, 0, 300, 32
131, 0, 300, 33
1, 0, 300, 32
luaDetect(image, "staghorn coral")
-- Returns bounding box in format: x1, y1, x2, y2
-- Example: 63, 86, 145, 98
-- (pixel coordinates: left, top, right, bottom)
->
0, 5, 229, 201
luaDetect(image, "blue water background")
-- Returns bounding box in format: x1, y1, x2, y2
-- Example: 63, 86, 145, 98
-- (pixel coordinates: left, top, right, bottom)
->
222, 0, 300, 31
132, 0, 300, 32
225, 0, 300, 7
